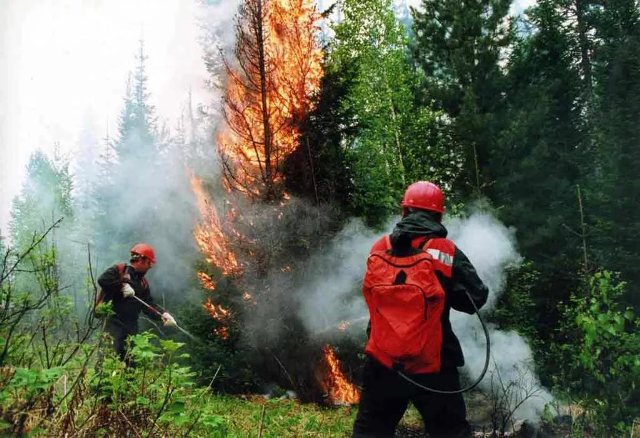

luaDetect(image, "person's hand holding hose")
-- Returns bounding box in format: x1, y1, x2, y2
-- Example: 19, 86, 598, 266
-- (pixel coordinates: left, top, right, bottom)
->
162, 312, 177, 327
122, 283, 135, 298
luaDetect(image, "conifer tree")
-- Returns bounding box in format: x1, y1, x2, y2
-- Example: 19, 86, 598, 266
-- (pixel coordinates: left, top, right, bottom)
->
93, 40, 159, 262
10, 150, 73, 250
219, 0, 322, 202
411, 0, 513, 197
490, 1, 588, 269
588, 0, 640, 303
116, 41, 157, 159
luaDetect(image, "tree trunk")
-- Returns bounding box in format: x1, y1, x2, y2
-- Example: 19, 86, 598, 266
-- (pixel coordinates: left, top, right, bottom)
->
255, 0, 275, 200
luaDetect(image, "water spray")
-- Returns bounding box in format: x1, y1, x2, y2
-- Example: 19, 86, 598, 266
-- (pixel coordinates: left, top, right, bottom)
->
131, 295, 198, 341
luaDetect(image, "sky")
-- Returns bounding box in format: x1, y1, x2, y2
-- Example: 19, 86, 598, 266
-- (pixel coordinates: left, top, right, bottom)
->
0, 0, 215, 232
0, 0, 537, 233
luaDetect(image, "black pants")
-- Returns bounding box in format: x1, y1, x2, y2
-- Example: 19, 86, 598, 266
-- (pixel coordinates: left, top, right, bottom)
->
106, 317, 138, 363
352, 357, 471, 438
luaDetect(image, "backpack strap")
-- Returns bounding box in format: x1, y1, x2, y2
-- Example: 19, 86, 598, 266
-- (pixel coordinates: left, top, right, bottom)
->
116, 263, 130, 283
422, 238, 455, 278
117, 263, 149, 289
379, 235, 454, 277
94, 263, 128, 315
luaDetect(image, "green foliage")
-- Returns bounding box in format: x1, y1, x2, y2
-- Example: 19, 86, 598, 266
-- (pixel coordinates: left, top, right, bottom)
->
325, 0, 458, 226
116, 40, 157, 155
554, 271, 640, 433
587, 3, 640, 303
9, 150, 73, 251
490, 1, 588, 270
289, 66, 356, 207
412, 0, 513, 197
489, 261, 539, 342
88, 332, 227, 436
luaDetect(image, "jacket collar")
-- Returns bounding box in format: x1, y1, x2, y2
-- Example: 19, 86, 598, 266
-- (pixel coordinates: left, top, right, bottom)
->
390, 210, 447, 249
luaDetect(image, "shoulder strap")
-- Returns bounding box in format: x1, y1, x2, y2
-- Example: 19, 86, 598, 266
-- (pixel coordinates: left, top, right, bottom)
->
422, 238, 455, 278
116, 263, 131, 283
117, 263, 148, 289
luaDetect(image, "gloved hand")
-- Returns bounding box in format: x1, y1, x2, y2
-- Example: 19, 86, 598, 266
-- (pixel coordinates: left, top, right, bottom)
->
162, 312, 177, 327
121, 283, 135, 298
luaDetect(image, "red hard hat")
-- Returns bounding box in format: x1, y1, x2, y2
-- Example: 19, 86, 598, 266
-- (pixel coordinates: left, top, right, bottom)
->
130, 243, 156, 264
401, 181, 445, 214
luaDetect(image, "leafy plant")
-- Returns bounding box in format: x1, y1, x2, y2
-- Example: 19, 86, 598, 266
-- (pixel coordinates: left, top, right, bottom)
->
555, 271, 640, 434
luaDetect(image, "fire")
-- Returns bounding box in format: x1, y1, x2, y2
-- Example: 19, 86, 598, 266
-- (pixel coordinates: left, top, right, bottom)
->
204, 299, 232, 320
214, 327, 230, 340
218, 0, 323, 199
198, 272, 216, 291
322, 345, 360, 405
190, 175, 241, 276
204, 299, 232, 340
192, 0, 325, 342
337, 321, 350, 331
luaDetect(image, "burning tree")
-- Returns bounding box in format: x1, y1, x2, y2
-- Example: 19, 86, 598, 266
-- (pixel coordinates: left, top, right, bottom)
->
195, 0, 323, 349
219, 0, 322, 202
189, 0, 363, 404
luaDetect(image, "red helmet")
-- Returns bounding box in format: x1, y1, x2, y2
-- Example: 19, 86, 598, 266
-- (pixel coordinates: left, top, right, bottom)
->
401, 181, 445, 214
130, 243, 156, 264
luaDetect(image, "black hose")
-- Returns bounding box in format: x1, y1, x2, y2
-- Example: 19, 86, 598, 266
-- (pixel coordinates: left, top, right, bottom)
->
397, 291, 491, 394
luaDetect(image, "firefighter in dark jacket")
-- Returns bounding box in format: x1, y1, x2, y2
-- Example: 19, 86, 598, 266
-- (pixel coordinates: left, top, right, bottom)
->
352, 181, 489, 438
98, 243, 176, 362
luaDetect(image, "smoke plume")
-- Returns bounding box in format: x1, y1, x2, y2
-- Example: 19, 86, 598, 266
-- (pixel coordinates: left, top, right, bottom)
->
447, 211, 553, 423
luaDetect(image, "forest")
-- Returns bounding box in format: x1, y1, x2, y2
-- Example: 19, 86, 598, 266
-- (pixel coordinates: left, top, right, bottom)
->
1, 0, 639, 436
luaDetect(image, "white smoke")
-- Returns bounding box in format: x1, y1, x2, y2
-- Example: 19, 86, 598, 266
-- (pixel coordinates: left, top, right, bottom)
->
1, 0, 243, 312
298, 218, 379, 338
447, 212, 521, 309
447, 211, 553, 424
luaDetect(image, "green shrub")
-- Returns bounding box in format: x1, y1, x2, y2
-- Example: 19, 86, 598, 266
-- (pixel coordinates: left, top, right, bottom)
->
555, 271, 640, 434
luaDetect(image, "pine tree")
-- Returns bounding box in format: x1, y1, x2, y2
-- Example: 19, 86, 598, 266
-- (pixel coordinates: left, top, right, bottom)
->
219, 0, 322, 202
411, 0, 513, 197
588, 0, 640, 304
490, 1, 588, 268
115, 41, 157, 160
93, 40, 159, 262
10, 150, 73, 250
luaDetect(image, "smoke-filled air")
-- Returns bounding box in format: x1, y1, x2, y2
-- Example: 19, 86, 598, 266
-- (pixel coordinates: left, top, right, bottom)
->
1, 0, 638, 436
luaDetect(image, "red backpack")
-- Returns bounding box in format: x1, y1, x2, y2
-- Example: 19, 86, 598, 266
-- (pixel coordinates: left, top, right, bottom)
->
363, 237, 453, 374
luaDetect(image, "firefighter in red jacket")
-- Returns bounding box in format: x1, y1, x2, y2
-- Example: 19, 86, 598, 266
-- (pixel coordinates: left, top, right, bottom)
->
352, 181, 489, 438
98, 243, 176, 362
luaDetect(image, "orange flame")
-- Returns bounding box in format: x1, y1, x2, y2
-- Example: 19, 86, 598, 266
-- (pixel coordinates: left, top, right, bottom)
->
214, 327, 230, 340
218, 0, 323, 199
193, 0, 324, 339
204, 299, 232, 340
322, 345, 360, 405
190, 175, 241, 276
204, 299, 232, 320
198, 272, 217, 291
